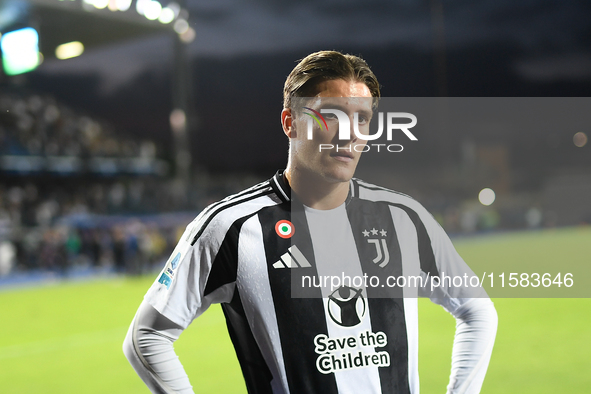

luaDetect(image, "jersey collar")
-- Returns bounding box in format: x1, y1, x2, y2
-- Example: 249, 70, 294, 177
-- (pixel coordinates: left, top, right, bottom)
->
272, 170, 355, 205
271, 170, 291, 203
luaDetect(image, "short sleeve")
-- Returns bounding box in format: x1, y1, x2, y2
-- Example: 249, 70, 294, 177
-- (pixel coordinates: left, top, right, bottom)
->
413, 204, 489, 313
145, 214, 236, 329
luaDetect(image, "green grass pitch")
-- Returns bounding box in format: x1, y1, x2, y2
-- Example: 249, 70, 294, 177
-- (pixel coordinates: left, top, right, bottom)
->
0, 227, 590, 393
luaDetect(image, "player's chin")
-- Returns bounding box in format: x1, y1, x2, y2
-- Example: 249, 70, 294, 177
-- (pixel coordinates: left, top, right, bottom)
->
322, 161, 358, 183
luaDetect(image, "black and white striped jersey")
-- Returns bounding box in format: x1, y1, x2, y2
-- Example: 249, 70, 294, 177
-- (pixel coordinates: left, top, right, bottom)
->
145, 170, 486, 394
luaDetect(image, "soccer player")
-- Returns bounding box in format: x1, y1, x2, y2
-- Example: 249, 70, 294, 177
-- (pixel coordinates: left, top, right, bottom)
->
123, 50, 498, 394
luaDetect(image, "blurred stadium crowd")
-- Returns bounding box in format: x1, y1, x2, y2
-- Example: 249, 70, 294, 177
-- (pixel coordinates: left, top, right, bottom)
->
0, 90, 260, 278
0, 91, 156, 159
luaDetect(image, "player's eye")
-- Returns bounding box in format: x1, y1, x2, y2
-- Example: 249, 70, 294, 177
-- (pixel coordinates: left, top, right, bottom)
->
355, 113, 370, 125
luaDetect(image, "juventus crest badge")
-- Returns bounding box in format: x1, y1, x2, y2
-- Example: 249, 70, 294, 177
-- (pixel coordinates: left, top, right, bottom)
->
362, 228, 389, 268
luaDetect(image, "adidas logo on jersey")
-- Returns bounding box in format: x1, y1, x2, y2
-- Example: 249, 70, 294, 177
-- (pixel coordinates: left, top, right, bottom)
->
273, 245, 311, 269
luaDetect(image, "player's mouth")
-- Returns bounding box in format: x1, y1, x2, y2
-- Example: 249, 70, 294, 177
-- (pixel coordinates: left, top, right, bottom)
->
330, 149, 355, 162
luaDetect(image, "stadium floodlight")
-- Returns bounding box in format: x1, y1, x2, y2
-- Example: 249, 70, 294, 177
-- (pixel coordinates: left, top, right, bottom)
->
144, 1, 162, 21
116, 0, 132, 11
478, 188, 496, 206
136, 0, 150, 15
174, 18, 188, 34
92, 0, 109, 9
55, 41, 85, 60
179, 27, 195, 43
1, 27, 39, 76
166, 2, 180, 18
573, 132, 588, 148
158, 7, 175, 24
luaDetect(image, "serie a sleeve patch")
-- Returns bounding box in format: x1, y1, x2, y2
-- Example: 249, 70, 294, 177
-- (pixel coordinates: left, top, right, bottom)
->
158, 251, 182, 290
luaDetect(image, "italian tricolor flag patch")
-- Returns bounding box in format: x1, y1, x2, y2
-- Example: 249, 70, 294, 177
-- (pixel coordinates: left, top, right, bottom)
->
275, 220, 294, 239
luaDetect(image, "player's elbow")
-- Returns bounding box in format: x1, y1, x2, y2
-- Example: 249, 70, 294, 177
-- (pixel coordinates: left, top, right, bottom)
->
480, 298, 498, 329
455, 298, 499, 331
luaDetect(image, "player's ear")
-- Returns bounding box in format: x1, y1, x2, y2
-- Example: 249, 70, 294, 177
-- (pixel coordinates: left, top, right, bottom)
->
281, 108, 296, 138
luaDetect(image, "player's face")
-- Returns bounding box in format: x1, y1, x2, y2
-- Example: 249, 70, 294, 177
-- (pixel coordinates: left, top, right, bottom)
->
283, 79, 374, 184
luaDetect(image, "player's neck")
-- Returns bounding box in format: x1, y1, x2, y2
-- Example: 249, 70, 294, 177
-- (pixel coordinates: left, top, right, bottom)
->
284, 168, 350, 210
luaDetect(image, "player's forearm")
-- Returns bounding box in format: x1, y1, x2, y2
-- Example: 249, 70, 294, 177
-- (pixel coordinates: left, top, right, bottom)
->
123, 301, 194, 394
447, 298, 498, 394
